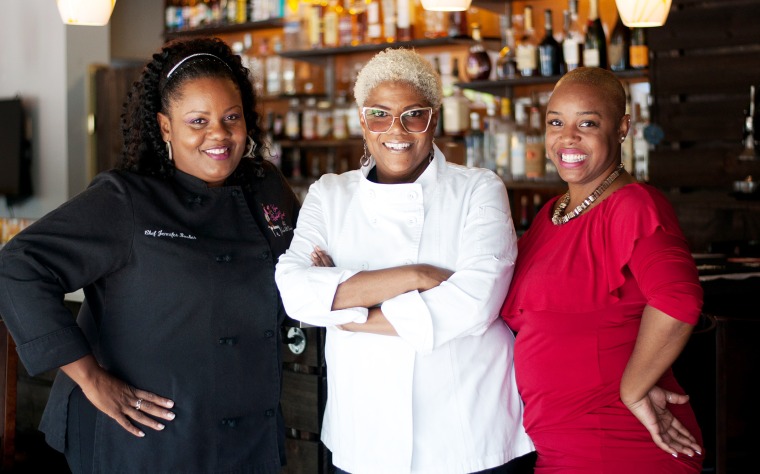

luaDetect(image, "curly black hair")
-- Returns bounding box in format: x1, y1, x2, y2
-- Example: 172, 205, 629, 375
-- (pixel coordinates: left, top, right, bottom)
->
118, 37, 265, 179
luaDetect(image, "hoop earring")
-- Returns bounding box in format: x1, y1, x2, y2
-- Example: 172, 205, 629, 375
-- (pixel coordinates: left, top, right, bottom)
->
165, 141, 173, 161
244, 136, 257, 158
360, 141, 370, 167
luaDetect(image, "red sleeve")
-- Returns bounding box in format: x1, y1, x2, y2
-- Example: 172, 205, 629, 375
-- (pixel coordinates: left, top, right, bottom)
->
627, 228, 703, 325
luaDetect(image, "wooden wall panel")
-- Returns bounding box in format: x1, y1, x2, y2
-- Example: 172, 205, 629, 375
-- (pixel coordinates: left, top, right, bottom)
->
648, 0, 760, 190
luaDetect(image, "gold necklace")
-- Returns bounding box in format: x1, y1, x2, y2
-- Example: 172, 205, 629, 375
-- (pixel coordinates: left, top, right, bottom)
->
552, 163, 625, 226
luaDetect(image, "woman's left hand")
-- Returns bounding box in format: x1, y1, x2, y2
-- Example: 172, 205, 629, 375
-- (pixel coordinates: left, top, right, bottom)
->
624, 385, 702, 458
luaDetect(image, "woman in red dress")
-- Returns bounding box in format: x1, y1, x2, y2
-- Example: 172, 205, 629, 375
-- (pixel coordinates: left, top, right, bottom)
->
501, 67, 704, 473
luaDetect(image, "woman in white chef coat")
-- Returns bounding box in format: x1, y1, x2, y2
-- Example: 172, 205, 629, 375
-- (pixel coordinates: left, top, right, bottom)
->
275, 48, 534, 474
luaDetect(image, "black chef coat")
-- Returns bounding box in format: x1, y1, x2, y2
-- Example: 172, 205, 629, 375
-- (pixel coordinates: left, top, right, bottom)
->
0, 159, 299, 473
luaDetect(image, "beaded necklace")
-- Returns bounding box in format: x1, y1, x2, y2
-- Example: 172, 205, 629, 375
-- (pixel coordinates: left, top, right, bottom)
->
552, 163, 625, 226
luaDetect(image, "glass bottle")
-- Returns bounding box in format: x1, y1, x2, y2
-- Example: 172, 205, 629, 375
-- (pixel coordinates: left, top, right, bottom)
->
583, 0, 607, 69
629, 27, 649, 69
323, 0, 340, 47
302, 97, 318, 140
516, 6, 538, 77
285, 98, 301, 140
333, 93, 349, 140
396, 0, 412, 41
465, 24, 492, 81
538, 9, 561, 77
510, 101, 527, 181
381, 0, 397, 43
609, 14, 631, 71
525, 99, 546, 179
347, 0, 367, 46
422, 3, 446, 38
448, 11, 469, 38
365, 0, 383, 43
466, 112, 485, 168
443, 87, 470, 137
562, 0, 583, 71
740, 85, 757, 160
495, 10, 517, 80
338, 1, 353, 46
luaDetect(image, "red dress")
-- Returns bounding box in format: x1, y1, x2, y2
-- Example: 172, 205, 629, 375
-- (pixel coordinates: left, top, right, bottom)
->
501, 184, 704, 473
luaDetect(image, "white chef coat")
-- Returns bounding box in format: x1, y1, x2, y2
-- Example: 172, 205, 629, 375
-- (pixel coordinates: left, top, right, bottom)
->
275, 146, 533, 474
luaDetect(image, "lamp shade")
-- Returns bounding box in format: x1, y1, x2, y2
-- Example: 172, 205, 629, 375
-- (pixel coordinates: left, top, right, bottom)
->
57, 0, 116, 26
615, 0, 672, 27
420, 0, 472, 12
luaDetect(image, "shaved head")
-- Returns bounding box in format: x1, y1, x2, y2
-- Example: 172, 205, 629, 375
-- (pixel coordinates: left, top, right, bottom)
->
553, 67, 627, 120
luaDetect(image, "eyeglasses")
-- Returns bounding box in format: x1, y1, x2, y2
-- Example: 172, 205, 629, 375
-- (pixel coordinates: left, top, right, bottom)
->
362, 107, 433, 134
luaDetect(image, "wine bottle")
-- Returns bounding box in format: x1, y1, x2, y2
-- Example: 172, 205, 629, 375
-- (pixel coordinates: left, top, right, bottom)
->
562, 0, 583, 71
583, 0, 607, 69
538, 9, 561, 77
516, 6, 538, 77
629, 27, 649, 69
609, 14, 631, 71
495, 9, 517, 79
466, 24, 492, 81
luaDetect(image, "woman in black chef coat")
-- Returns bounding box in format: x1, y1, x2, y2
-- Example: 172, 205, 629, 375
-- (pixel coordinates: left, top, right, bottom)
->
0, 37, 298, 473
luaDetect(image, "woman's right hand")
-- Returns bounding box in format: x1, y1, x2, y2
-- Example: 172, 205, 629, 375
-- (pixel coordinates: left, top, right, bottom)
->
62, 355, 176, 438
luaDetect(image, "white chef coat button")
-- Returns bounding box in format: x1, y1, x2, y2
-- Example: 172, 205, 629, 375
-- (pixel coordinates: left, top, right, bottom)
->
371, 217, 378, 225
360, 262, 369, 270
407, 217, 416, 226
407, 192, 417, 200
404, 259, 413, 265
368, 190, 376, 199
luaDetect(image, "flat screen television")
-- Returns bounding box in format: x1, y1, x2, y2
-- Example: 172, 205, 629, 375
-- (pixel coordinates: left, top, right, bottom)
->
0, 97, 32, 200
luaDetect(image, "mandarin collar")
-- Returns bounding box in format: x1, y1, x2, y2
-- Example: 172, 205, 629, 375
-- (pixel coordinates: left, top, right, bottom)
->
360, 144, 445, 195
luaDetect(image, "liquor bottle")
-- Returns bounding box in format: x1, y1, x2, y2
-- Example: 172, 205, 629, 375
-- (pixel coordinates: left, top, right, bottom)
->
510, 101, 527, 180
443, 87, 470, 137
629, 27, 649, 69
538, 9, 561, 77
165, 0, 178, 30
347, 0, 367, 46
466, 112, 485, 168
562, 0, 583, 71
422, 3, 446, 38
609, 14, 631, 71
285, 98, 301, 140
338, 1, 353, 47
448, 11, 469, 38
495, 10, 517, 79
396, 0, 412, 41
740, 85, 757, 160
306, 1, 323, 48
519, 195, 529, 230
381, 0, 397, 42
323, 0, 340, 47
265, 37, 283, 96
366, 0, 383, 43
282, 0, 301, 50
525, 99, 546, 179
516, 6, 538, 77
302, 97, 318, 140
333, 93, 349, 140
583, 0, 607, 69
465, 24, 492, 81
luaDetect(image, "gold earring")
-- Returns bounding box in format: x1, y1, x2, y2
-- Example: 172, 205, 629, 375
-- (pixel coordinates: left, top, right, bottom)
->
165, 141, 173, 161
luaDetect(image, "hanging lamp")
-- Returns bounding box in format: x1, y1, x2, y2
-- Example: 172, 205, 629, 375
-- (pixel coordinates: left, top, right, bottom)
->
615, 0, 672, 27
57, 0, 116, 26
420, 0, 472, 12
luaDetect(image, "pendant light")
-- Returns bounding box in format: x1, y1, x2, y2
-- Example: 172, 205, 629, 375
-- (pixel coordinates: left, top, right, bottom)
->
420, 0, 472, 12
57, 0, 117, 26
615, 0, 672, 27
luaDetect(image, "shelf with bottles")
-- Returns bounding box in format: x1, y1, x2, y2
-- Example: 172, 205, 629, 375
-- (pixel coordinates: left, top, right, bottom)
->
164, 17, 285, 40
455, 68, 648, 97
163, 0, 288, 39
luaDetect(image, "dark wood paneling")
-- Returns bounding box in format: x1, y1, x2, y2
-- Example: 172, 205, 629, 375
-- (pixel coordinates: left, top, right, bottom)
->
281, 371, 323, 434
649, 149, 760, 188
281, 438, 329, 474
648, 1, 760, 51
653, 52, 760, 96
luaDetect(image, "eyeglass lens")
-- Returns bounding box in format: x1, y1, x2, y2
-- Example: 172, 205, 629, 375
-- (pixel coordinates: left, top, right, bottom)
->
364, 108, 432, 133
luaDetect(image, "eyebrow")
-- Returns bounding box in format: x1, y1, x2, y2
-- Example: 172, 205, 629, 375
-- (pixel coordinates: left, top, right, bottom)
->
365, 104, 427, 111
546, 110, 603, 118
182, 105, 242, 116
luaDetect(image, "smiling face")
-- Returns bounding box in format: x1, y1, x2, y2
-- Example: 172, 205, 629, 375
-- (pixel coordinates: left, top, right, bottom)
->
361, 81, 438, 184
157, 76, 247, 187
545, 81, 630, 194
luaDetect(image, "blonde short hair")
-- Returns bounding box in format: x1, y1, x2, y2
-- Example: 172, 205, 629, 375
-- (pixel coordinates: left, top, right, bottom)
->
554, 67, 627, 120
353, 48, 443, 110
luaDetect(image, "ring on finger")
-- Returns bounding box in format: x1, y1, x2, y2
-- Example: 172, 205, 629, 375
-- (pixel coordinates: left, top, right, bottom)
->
135, 398, 143, 411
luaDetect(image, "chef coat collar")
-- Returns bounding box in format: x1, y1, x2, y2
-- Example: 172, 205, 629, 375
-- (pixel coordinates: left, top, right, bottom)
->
360, 144, 445, 194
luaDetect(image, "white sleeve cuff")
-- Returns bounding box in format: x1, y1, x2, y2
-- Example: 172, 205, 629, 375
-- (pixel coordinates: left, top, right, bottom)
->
381, 290, 434, 354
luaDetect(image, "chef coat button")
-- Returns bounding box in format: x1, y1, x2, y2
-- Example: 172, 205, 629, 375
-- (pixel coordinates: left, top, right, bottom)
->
259, 250, 269, 260
370, 218, 378, 225
360, 262, 369, 270
264, 409, 275, 417
218, 337, 237, 345
368, 190, 375, 199
215, 256, 223, 262
404, 259, 413, 265
407, 192, 417, 200
231, 189, 240, 197
407, 217, 417, 226
264, 330, 274, 338
224, 254, 232, 262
